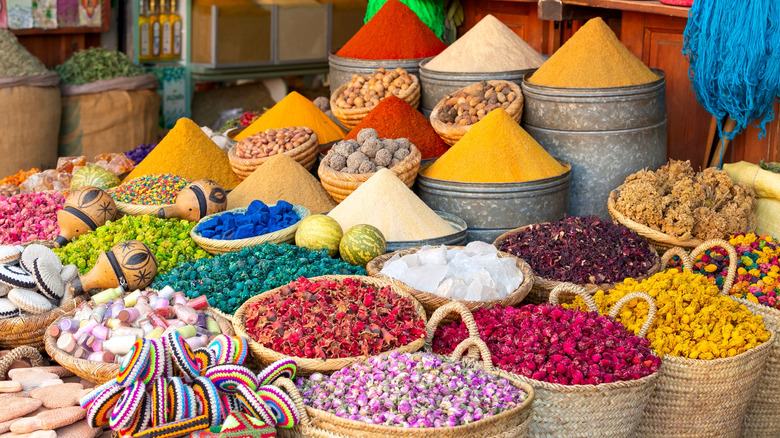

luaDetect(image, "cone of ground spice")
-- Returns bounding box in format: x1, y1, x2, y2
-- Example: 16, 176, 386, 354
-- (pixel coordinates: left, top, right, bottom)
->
421, 109, 567, 183
530, 17, 659, 88
335, 0, 447, 60
227, 154, 337, 214
124, 118, 242, 189
343, 96, 449, 159
235, 92, 345, 144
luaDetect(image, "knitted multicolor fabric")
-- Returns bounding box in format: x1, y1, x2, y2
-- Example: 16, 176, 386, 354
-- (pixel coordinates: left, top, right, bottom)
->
204, 365, 258, 394
167, 331, 200, 381
86, 381, 125, 427
193, 347, 216, 372
218, 411, 276, 438
234, 385, 276, 428
192, 376, 223, 427
110, 380, 147, 430
135, 415, 211, 438
119, 395, 152, 437
166, 376, 191, 422
151, 377, 168, 427
118, 338, 151, 386
255, 359, 296, 386
256, 386, 297, 429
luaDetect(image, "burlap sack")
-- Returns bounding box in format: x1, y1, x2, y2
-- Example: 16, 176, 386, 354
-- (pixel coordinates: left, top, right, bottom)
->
0, 73, 61, 177
58, 75, 161, 157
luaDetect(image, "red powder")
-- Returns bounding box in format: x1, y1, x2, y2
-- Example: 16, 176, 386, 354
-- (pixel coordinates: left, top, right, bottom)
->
335, 0, 447, 60
345, 96, 450, 159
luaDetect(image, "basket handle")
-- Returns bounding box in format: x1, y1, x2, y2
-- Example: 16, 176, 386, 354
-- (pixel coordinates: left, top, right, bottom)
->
690, 239, 738, 295
608, 292, 657, 338
549, 283, 598, 312
424, 302, 480, 352
450, 336, 494, 370
0, 346, 44, 380
660, 247, 693, 271
273, 377, 315, 429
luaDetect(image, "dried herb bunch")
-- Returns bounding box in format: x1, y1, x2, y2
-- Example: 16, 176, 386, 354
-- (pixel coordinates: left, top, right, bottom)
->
614, 160, 756, 240
56, 47, 144, 85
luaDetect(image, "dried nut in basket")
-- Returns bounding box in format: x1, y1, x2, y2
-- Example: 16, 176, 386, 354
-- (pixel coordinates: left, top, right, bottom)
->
439, 80, 517, 126
323, 130, 411, 174
234, 127, 313, 159
0, 184, 20, 198
335, 67, 413, 110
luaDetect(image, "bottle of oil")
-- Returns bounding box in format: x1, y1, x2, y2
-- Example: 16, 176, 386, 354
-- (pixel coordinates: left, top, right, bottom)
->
170, 0, 182, 60
138, 0, 150, 61
160, 0, 172, 60
150, 0, 161, 60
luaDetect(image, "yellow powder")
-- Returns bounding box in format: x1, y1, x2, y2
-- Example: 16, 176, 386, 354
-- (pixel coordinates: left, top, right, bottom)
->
422, 109, 567, 183
328, 169, 455, 241
124, 118, 242, 190
530, 17, 659, 88
235, 91, 346, 144
227, 154, 337, 214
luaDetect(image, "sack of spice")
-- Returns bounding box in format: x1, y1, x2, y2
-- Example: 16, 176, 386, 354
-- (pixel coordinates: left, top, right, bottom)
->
0, 29, 61, 178
55, 47, 161, 159
724, 161, 780, 240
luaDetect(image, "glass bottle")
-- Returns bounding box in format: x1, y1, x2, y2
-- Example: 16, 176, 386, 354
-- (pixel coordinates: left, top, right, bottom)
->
150, 0, 161, 59
170, 0, 182, 59
139, 0, 150, 61
161, 0, 172, 59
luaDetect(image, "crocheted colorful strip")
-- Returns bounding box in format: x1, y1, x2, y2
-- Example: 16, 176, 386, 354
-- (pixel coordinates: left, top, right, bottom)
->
192, 376, 223, 427
234, 385, 276, 428
218, 410, 276, 438
118, 338, 151, 386
256, 386, 298, 429
204, 365, 258, 394
167, 331, 199, 381
87, 381, 125, 428
110, 379, 147, 430
255, 359, 296, 387
135, 415, 211, 438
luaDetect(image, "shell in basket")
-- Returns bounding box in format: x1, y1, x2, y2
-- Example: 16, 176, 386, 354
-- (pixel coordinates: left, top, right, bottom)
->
430, 80, 523, 146
366, 245, 534, 319
492, 222, 661, 305
190, 203, 311, 255
232, 275, 428, 376
330, 72, 421, 130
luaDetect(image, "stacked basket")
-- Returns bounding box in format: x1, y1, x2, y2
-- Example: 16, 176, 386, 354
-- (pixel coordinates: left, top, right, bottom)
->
330, 75, 421, 130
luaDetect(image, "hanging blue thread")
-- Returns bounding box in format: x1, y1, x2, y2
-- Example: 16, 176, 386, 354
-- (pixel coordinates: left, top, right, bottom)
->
682, 0, 780, 141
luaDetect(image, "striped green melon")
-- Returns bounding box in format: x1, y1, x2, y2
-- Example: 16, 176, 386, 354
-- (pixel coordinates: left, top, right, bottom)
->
339, 224, 386, 267
295, 215, 343, 257
70, 165, 120, 191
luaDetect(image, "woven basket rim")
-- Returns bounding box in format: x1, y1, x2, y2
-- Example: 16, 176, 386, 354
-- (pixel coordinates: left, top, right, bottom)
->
658, 327, 776, 366
0, 296, 84, 336
329, 75, 420, 117
365, 245, 535, 309
430, 80, 524, 137
115, 199, 174, 216
190, 203, 311, 252
232, 275, 428, 371
228, 130, 318, 167
491, 222, 662, 294
318, 143, 421, 183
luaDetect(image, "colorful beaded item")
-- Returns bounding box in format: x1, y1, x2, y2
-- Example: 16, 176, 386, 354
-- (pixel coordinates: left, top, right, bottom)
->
256, 359, 297, 386
256, 386, 298, 428
204, 364, 259, 394
234, 385, 276, 428
192, 377, 223, 427
118, 338, 152, 386
135, 415, 211, 438
86, 381, 125, 428
167, 331, 200, 381
110, 380, 147, 430
218, 410, 277, 438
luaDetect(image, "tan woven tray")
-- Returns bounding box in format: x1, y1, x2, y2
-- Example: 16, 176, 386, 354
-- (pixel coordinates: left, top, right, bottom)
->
44, 306, 235, 384
232, 275, 428, 376
318, 144, 421, 203
228, 129, 319, 179
430, 80, 523, 146
330, 75, 421, 130
492, 223, 661, 304
190, 203, 311, 255
115, 200, 172, 218
0, 296, 84, 351
365, 245, 534, 320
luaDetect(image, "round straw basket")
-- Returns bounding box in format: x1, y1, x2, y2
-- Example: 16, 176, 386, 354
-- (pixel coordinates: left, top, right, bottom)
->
115, 200, 173, 218
228, 130, 319, 180
0, 296, 84, 351
365, 246, 534, 320
492, 223, 661, 304
190, 203, 311, 255
44, 306, 235, 384
330, 75, 421, 130
318, 144, 421, 203
233, 275, 427, 376
274, 336, 534, 438
430, 81, 523, 146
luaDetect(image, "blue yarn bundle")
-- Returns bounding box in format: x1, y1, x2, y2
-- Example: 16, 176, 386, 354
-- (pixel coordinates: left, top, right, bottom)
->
682, 0, 780, 141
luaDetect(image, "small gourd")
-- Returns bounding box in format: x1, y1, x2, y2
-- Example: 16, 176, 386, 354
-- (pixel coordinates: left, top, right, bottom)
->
157, 179, 227, 222
54, 187, 117, 248
69, 240, 157, 294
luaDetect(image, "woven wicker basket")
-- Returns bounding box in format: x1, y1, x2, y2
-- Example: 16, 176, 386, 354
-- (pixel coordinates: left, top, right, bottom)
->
190, 203, 311, 255
274, 336, 534, 438
0, 296, 84, 351
330, 75, 421, 130
44, 306, 235, 384
232, 275, 428, 376
492, 223, 661, 304
318, 144, 421, 203
429, 81, 523, 146
365, 246, 534, 320
228, 129, 319, 180
115, 200, 171, 218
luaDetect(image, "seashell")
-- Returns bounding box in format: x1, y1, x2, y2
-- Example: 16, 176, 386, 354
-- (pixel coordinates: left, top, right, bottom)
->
0, 297, 19, 319
60, 265, 79, 284
0, 282, 12, 297
0, 245, 22, 265
8, 289, 55, 314
21, 244, 62, 274
32, 258, 65, 301
0, 264, 37, 289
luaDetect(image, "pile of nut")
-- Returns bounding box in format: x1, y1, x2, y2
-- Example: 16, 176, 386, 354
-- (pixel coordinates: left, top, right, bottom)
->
334, 68, 414, 110
323, 128, 412, 174
439, 81, 518, 125
234, 127, 314, 160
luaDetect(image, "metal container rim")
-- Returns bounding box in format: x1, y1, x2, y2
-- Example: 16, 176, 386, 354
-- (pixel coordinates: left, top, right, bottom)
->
386, 210, 468, 248
521, 68, 667, 97
417, 159, 572, 190
418, 56, 534, 80
328, 51, 427, 66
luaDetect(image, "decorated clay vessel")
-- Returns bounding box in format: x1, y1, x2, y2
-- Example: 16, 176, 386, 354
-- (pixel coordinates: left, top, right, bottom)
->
69, 240, 157, 294
157, 179, 227, 222
54, 187, 117, 248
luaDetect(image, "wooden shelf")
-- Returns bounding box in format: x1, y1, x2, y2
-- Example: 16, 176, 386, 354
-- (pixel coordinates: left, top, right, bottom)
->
539, 0, 690, 19
7, 0, 110, 36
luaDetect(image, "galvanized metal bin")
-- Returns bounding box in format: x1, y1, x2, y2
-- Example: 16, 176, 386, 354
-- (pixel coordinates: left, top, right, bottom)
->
416, 162, 571, 244
385, 210, 467, 252
418, 57, 532, 115
328, 53, 425, 95
521, 69, 667, 219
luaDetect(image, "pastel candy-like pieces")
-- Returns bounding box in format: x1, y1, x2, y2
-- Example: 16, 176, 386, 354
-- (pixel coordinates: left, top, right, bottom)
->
192, 348, 215, 372
0, 264, 36, 289
109, 380, 146, 430
134, 415, 211, 438
204, 365, 258, 394
7, 289, 54, 314
191, 377, 223, 427
86, 381, 124, 427
117, 339, 151, 387
256, 359, 297, 386
0, 298, 19, 319
150, 377, 168, 428
80, 379, 118, 409
233, 386, 276, 429
218, 410, 276, 438
256, 386, 298, 428
167, 332, 199, 381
